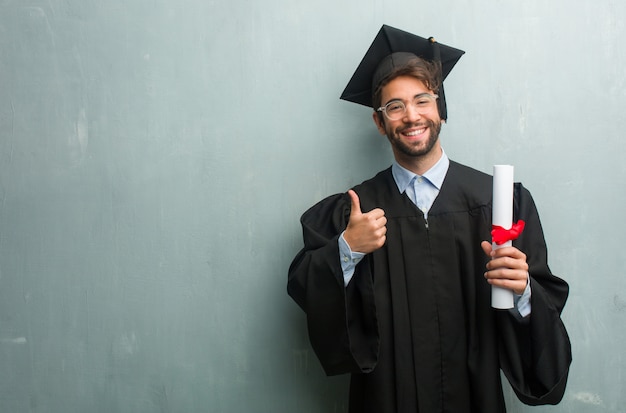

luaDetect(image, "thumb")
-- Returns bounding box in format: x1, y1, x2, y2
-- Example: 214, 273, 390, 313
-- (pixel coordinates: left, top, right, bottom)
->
348, 189, 362, 216
481, 240, 493, 257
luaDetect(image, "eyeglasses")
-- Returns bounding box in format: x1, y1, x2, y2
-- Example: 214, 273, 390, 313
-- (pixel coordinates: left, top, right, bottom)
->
376, 93, 439, 121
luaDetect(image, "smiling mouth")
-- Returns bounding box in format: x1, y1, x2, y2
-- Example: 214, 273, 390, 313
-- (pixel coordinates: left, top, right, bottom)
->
403, 128, 426, 137
399, 124, 429, 139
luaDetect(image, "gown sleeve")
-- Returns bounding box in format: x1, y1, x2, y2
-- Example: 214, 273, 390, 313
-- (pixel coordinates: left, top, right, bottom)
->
497, 184, 572, 405
287, 193, 379, 376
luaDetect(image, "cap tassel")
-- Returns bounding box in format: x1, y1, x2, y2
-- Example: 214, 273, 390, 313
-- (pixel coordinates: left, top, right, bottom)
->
428, 37, 440, 59
429, 37, 447, 120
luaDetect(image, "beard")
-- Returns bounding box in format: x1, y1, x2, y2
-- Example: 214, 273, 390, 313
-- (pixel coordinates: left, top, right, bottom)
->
385, 118, 442, 158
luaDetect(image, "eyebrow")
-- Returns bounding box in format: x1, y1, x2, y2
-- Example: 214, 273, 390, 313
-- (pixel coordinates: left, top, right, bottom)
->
383, 92, 432, 106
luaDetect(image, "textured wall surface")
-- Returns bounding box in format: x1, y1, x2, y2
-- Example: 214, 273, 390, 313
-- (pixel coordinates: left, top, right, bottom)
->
1, 0, 624, 411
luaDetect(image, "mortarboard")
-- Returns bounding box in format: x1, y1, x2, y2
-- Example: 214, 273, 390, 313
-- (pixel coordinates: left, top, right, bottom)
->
340, 24, 465, 120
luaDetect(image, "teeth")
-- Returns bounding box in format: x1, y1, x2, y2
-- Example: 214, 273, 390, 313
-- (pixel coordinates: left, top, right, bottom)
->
405, 128, 425, 136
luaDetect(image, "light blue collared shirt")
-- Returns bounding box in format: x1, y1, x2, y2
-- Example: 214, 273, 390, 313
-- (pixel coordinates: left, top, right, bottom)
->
391, 152, 449, 219
339, 150, 530, 316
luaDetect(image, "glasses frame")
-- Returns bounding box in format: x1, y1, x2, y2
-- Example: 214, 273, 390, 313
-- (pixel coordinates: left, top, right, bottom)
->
376, 93, 439, 121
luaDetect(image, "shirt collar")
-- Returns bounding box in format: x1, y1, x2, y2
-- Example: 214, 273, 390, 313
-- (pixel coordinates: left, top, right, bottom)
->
391, 150, 450, 193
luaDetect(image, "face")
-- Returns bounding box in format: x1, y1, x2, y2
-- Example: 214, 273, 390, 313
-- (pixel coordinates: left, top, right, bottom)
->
373, 75, 442, 164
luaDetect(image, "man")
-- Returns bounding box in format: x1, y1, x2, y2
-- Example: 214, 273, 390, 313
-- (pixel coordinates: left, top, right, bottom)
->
287, 25, 571, 413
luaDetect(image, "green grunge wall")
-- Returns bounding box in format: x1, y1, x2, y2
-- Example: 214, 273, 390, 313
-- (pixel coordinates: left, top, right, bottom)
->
1, 0, 624, 411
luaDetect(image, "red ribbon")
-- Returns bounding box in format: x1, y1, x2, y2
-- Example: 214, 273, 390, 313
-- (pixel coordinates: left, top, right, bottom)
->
491, 220, 526, 245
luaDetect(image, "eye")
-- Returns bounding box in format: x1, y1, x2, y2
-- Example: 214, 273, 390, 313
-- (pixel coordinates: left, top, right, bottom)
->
414, 96, 433, 106
386, 101, 404, 113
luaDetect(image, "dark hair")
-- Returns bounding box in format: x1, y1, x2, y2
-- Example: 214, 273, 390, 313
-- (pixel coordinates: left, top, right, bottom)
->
372, 56, 442, 111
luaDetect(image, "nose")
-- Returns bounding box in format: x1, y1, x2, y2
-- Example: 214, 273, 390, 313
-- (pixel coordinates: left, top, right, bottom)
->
402, 103, 422, 122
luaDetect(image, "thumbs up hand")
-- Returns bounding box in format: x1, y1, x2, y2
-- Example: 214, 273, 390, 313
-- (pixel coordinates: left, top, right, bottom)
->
343, 190, 387, 254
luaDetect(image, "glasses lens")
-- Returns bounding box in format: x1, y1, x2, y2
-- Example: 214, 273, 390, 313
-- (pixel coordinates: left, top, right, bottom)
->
383, 95, 437, 120
384, 101, 405, 120
413, 94, 437, 112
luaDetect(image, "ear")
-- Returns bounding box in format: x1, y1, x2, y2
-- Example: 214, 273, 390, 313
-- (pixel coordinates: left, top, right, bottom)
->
372, 111, 386, 135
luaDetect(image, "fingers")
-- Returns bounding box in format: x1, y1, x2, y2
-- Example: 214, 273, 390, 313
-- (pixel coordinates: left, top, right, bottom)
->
348, 190, 385, 220
345, 190, 387, 254
485, 246, 528, 272
491, 245, 527, 260
481, 240, 492, 256
348, 189, 362, 217
485, 267, 528, 282
484, 272, 529, 295
483, 242, 529, 295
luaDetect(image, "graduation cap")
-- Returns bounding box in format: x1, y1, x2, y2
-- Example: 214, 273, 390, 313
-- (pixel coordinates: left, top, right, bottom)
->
340, 24, 465, 120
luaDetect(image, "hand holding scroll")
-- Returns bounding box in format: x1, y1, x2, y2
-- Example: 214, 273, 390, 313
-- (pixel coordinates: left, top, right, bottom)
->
481, 241, 529, 295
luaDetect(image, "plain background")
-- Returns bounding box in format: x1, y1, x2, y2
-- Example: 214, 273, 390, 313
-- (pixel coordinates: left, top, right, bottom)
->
1, 0, 624, 411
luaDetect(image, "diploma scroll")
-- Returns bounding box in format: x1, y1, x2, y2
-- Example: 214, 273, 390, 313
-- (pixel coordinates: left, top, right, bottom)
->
491, 165, 515, 309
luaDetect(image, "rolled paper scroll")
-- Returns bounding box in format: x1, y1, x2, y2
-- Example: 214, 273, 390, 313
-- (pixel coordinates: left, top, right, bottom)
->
491, 165, 515, 309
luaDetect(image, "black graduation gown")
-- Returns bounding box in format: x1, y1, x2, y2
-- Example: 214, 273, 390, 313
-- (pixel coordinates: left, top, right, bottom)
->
287, 161, 571, 413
